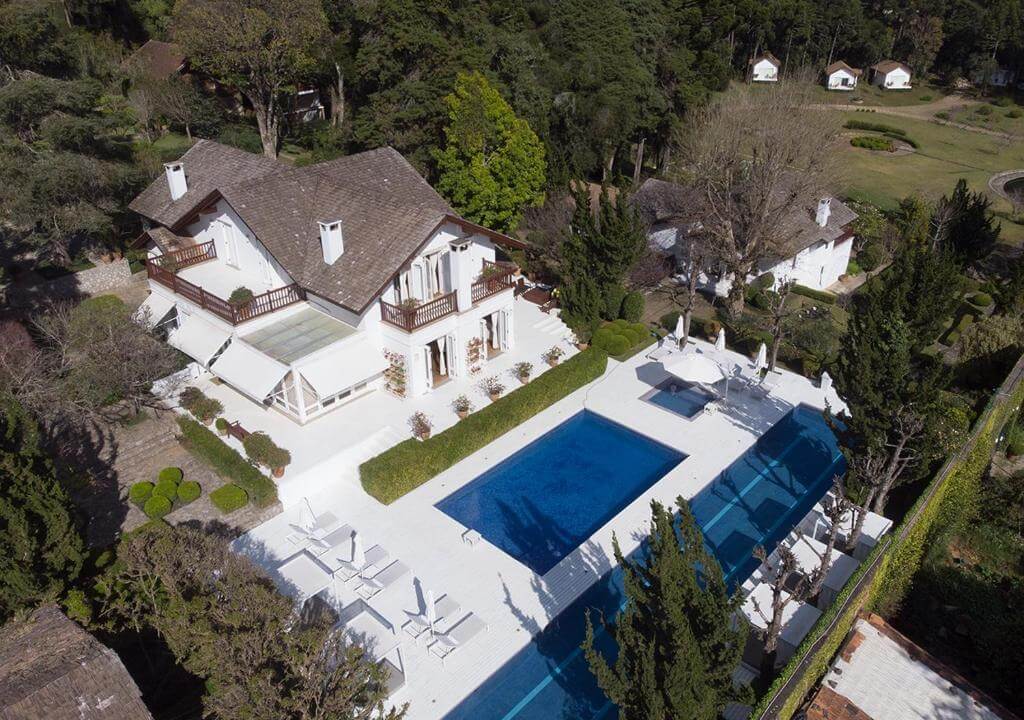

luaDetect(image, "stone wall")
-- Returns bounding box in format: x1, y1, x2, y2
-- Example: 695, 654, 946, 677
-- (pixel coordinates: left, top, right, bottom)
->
6, 259, 133, 307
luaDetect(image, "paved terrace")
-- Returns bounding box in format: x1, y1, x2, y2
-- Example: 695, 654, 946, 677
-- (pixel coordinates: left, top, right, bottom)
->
234, 335, 844, 720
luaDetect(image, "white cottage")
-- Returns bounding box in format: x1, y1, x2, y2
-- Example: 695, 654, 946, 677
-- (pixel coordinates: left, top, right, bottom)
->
632, 178, 858, 296
130, 140, 524, 424
869, 60, 912, 90
748, 53, 781, 83
824, 61, 862, 91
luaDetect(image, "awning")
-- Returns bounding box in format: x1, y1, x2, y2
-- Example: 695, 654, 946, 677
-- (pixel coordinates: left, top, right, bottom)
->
134, 292, 176, 329
297, 335, 386, 398
210, 339, 288, 400
167, 314, 230, 365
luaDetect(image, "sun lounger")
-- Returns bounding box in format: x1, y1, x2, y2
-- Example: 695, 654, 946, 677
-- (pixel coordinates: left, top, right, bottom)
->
355, 560, 409, 599
333, 544, 389, 580
428, 613, 488, 666
310, 524, 354, 555
404, 595, 461, 643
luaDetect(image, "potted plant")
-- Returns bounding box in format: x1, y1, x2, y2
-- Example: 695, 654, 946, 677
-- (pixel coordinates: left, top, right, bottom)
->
408, 411, 432, 440
179, 387, 222, 425
215, 417, 229, 436
243, 432, 291, 478
513, 361, 532, 384
229, 286, 254, 306
480, 376, 505, 402
543, 345, 564, 367
452, 395, 473, 420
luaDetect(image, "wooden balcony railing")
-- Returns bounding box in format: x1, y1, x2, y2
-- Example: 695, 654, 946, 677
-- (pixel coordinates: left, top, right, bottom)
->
151, 240, 217, 271
146, 261, 304, 325
380, 291, 458, 332
471, 260, 516, 303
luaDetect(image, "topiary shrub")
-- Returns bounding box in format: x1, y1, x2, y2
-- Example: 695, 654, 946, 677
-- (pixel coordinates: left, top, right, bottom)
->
176, 418, 277, 507
177, 480, 201, 504
228, 286, 254, 305
605, 334, 631, 355
242, 431, 291, 471
210, 483, 249, 513
851, 135, 894, 152
143, 494, 172, 519
128, 481, 153, 507
970, 292, 993, 307
602, 284, 626, 321
158, 467, 183, 484
620, 291, 644, 322
153, 478, 178, 501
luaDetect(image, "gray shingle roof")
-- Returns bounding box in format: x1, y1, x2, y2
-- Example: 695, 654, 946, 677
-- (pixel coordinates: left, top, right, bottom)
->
0, 606, 153, 720
122, 40, 186, 79
871, 60, 911, 75
826, 60, 862, 77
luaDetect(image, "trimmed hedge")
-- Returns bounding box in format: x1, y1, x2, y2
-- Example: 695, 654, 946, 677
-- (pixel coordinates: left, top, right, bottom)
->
158, 467, 183, 484
851, 135, 893, 152
128, 481, 153, 507
176, 417, 278, 507
844, 119, 906, 136
153, 478, 178, 500
177, 480, 202, 504
791, 285, 837, 305
591, 321, 649, 359
210, 483, 248, 513
143, 494, 172, 519
361, 348, 609, 504
969, 292, 992, 308
620, 291, 644, 322
751, 353, 1024, 720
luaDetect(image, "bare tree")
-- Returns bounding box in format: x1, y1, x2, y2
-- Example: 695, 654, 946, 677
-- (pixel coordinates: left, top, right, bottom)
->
749, 543, 825, 673
763, 280, 794, 371
841, 449, 888, 553
154, 77, 202, 141
804, 476, 851, 599
676, 73, 842, 317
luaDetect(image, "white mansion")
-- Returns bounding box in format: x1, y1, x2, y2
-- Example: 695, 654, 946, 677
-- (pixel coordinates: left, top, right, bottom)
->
131, 140, 523, 425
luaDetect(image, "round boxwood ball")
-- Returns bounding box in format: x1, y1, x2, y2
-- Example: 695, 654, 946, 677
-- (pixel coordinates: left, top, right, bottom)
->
177, 481, 201, 504
143, 494, 172, 519
128, 481, 153, 507
605, 334, 631, 355
153, 478, 178, 500
158, 467, 183, 485
971, 292, 992, 307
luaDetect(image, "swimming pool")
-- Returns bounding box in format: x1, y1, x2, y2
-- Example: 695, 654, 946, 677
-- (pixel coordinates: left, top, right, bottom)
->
443, 404, 844, 720
640, 378, 715, 419
435, 411, 686, 575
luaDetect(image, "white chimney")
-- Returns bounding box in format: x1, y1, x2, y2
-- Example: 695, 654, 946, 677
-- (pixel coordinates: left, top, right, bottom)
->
164, 162, 188, 201
319, 220, 344, 264
815, 198, 832, 227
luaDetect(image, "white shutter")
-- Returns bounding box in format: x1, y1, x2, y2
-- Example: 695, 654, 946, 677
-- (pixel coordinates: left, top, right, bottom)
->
501, 307, 514, 350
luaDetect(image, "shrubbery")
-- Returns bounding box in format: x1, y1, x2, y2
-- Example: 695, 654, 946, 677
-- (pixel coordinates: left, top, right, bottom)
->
846, 259, 863, 276
176, 418, 277, 507
210, 484, 248, 513
969, 292, 993, 307
128, 481, 153, 507
153, 478, 178, 500
857, 242, 888, 271
791, 285, 837, 305
361, 349, 608, 504
851, 135, 894, 152
591, 319, 650, 357
844, 119, 907, 135
158, 467, 183, 484
620, 291, 644, 322
179, 387, 223, 424
177, 481, 201, 504
242, 432, 291, 472
143, 494, 172, 519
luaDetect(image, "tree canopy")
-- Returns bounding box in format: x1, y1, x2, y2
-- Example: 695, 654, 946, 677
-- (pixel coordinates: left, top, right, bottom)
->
435, 72, 546, 234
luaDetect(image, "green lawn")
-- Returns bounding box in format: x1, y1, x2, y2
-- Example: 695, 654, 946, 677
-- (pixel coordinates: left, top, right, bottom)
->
945, 100, 1024, 136
135, 132, 194, 163
836, 111, 1024, 244
814, 79, 948, 107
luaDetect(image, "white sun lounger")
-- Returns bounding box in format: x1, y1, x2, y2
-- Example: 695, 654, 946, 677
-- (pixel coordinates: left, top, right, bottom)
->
429, 613, 488, 666
355, 560, 409, 599
333, 544, 389, 580
404, 595, 461, 643
309, 524, 354, 556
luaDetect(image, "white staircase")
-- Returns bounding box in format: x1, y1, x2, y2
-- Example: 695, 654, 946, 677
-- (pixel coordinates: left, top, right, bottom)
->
532, 310, 572, 340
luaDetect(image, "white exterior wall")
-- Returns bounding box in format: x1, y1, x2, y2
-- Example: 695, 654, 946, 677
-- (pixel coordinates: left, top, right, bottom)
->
751, 59, 779, 82
698, 236, 853, 297
874, 68, 911, 89
826, 70, 858, 90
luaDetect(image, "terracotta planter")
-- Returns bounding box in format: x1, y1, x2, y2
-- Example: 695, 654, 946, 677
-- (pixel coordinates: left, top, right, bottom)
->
577, 342, 589, 351
415, 431, 431, 442
488, 392, 501, 402
456, 409, 469, 420
517, 375, 529, 385
546, 358, 559, 368
217, 428, 228, 436
272, 466, 285, 478
202, 417, 213, 426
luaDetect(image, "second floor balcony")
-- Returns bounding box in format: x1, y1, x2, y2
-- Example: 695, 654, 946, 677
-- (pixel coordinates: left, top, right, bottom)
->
380, 260, 516, 332
147, 240, 304, 326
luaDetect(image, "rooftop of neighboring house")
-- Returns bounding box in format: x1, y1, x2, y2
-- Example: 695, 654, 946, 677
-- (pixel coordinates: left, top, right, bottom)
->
0, 605, 153, 720
826, 60, 863, 77
871, 60, 912, 75
121, 39, 186, 80
805, 614, 1021, 720
131, 140, 520, 314
751, 52, 781, 67
630, 177, 856, 260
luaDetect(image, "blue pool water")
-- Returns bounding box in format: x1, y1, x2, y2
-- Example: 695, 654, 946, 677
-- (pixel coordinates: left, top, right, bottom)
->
443, 404, 844, 720
436, 411, 686, 575
641, 379, 715, 419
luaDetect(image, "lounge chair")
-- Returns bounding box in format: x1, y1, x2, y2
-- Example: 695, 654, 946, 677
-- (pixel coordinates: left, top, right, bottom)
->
333, 544, 389, 580
428, 613, 488, 666
404, 595, 461, 643
310, 524, 354, 555
355, 560, 409, 599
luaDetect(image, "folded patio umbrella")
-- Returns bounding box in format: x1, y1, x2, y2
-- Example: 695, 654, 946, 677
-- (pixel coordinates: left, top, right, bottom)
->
674, 314, 686, 343
820, 370, 833, 393
754, 343, 768, 372
715, 328, 726, 352
425, 589, 437, 633
351, 533, 366, 568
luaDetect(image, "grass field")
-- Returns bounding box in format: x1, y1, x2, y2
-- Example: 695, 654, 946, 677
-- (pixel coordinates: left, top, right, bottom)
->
945, 98, 1024, 136
836, 111, 1024, 243
815, 79, 949, 107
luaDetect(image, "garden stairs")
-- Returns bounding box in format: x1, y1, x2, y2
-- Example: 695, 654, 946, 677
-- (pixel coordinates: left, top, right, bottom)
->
531, 309, 573, 341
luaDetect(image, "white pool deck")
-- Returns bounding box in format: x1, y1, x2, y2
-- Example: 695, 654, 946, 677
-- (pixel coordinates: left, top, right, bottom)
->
234, 334, 845, 720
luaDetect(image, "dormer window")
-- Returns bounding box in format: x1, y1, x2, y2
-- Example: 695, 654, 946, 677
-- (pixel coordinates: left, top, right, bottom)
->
319, 220, 344, 264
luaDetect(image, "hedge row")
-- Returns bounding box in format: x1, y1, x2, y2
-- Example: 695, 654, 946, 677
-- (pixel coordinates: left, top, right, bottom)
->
791, 284, 837, 305
176, 417, 278, 508
751, 352, 1024, 719
360, 348, 609, 504
210, 483, 249, 513
844, 119, 907, 136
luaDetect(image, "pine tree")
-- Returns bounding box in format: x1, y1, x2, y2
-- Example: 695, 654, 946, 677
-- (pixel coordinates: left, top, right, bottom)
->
0, 394, 83, 620
937, 179, 1001, 264
435, 72, 546, 234
583, 500, 743, 720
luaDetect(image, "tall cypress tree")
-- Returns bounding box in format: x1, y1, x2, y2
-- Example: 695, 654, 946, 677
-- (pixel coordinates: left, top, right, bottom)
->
0, 394, 83, 620
583, 500, 743, 720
